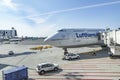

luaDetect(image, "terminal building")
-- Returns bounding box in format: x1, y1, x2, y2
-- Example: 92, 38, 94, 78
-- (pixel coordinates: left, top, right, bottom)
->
0, 27, 17, 39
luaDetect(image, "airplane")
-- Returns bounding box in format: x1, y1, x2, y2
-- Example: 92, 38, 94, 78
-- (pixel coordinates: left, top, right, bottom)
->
44, 28, 105, 55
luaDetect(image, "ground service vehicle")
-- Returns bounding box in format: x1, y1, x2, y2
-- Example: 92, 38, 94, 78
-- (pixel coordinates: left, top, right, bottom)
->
63, 53, 80, 60
36, 63, 59, 75
2, 66, 28, 80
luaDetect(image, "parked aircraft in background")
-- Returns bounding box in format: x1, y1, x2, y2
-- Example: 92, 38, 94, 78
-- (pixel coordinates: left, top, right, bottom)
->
9, 38, 22, 42
44, 28, 105, 54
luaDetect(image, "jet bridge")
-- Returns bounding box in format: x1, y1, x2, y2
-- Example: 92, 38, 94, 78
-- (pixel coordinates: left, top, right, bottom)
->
103, 29, 120, 56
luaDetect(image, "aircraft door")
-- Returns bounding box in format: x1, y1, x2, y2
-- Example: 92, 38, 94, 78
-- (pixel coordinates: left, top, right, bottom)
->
97, 32, 101, 40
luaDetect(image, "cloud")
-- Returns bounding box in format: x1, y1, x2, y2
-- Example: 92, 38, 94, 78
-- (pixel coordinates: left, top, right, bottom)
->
0, 0, 55, 36
39, 0, 120, 16
1, 0, 119, 37
0, 12, 58, 37
22, 0, 120, 24
35, 24, 58, 37
1, 0, 18, 10
26, 15, 52, 24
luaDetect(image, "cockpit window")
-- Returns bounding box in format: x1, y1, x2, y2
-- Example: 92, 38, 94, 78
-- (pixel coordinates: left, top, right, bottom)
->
58, 29, 66, 32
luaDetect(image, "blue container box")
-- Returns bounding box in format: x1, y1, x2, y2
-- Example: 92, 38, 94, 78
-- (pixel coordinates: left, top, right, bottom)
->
3, 66, 28, 80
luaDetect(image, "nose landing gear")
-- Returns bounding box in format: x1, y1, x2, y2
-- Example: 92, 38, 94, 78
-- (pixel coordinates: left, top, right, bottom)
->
63, 48, 68, 55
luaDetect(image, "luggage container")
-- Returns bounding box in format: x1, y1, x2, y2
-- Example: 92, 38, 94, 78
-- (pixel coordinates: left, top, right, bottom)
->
2, 66, 28, 80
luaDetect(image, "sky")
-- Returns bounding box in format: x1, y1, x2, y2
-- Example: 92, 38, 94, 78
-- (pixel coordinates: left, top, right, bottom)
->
0, 0, 120, 37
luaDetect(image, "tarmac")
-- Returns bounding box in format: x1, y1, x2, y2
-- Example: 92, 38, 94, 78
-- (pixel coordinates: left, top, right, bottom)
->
0, 39, 120, 80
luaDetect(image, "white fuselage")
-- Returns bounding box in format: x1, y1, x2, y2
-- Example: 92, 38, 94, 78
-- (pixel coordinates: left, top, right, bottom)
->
44, 29, 105, 48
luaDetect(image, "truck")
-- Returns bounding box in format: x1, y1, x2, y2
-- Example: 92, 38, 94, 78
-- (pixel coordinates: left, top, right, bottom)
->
2, 66, 28, 80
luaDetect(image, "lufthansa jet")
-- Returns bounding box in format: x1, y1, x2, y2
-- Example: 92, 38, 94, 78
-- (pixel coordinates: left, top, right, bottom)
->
44, 28, 105, 54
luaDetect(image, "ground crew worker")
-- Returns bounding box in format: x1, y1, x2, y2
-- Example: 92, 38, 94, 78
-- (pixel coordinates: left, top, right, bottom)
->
92, 50, 96, 56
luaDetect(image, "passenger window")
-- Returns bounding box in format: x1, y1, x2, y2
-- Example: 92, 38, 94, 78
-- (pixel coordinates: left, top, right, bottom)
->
47, 64, 53, 67
42, 65, 47, 68
73, 54, 75, 56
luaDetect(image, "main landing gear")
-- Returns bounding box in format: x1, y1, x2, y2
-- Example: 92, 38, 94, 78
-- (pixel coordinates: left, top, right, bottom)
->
63, 48, 68, 55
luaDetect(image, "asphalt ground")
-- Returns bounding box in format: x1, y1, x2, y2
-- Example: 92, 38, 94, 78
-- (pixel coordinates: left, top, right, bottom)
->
0, 42, 120, 80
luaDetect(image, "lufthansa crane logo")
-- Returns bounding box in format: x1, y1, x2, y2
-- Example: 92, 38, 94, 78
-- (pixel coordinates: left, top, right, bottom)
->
76, 33, 97, 38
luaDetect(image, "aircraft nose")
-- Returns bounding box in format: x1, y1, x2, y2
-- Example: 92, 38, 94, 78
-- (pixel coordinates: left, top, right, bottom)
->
44, 38, 48, 43
44, 37, 51, 44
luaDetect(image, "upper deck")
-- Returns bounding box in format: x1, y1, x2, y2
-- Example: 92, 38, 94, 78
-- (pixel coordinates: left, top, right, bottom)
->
58, 28, 105, 33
